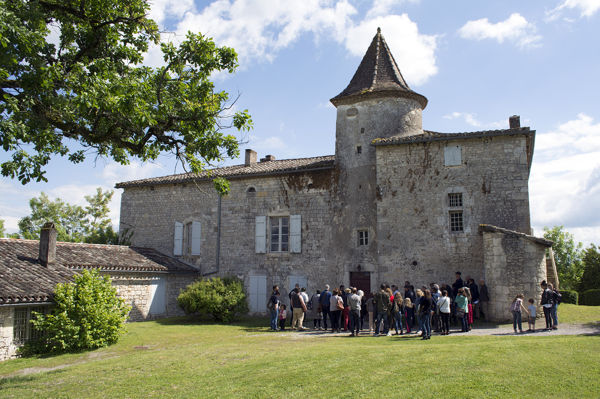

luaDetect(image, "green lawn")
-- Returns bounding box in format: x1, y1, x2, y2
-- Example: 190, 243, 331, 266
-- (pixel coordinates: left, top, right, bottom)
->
1, 305, 599, 399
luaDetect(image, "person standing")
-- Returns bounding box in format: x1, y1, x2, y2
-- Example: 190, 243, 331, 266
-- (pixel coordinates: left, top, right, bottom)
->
267, 286, 280, 331
340, 285, 350, 331
549, 283, 561, 330
419, 290, 433, 340
330, 289, 343, 333
467, 278, 480, 320
310, 290, 322, 330
289, 283, 300, 327
478, 279, 490, 321
366, 294, 375, 333
373, 284, 390, 336
455, 288, 469, 332
540, 281, 554, 330
347, 287, 362, 336
291, 287, 308, 331
437, 290, 451, 335
510, 294, 528, 333
300, 287, 309, 324
320, 284, 332, 331
391, 292, 404, 335
527, 298, 537, 332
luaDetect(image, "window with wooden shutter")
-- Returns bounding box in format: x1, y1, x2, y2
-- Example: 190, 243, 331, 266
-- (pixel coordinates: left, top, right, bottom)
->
290, 214, 301, 253
174, 221, 183, 256
190, 221, 201, 255
255, 216, 266, 253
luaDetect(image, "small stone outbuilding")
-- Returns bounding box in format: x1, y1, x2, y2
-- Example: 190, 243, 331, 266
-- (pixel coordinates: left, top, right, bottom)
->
0, 226, 198, 361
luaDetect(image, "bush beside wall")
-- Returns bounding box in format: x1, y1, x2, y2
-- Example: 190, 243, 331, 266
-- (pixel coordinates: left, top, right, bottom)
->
560, 290, 578, 305
580, 289, 600, 306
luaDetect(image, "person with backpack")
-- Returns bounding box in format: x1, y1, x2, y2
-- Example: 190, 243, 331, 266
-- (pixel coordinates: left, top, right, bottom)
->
290, 287, 308, 331
540, 280, 554, 330
437, 290, 451, 335
373, 284, 390, 336
267, 286, 280, 331
319, 284, 332, 331
510, 293, 529, 333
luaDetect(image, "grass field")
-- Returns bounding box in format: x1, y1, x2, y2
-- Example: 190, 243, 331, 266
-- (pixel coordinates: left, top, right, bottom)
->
1, 304, 599, 398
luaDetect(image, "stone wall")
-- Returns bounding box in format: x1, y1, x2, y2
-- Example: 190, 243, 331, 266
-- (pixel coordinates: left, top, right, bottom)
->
482, 228, 549, 322
0, 306, 16, 361
374, 133, 532, 289
108, 272, 196, 321
120, 169, 341, 303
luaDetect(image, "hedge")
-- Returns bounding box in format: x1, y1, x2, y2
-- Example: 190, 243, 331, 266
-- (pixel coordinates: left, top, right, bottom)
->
580, 289, 600, 306
560, 290, 578, 305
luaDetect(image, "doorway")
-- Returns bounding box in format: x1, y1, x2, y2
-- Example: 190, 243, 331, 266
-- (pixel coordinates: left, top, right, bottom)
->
350, 272, 371, 297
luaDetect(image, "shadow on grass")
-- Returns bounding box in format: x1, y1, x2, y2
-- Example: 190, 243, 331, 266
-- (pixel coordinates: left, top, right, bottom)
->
154, 315, 270, 331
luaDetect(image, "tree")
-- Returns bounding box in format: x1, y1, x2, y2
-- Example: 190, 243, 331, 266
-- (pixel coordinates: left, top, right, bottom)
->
580, 244, 600, 293
17, 187, 120, 243
0, 0, 252, 194
0, 218, 4, 237
543, 226, 584, 291
27, 269, 130, 354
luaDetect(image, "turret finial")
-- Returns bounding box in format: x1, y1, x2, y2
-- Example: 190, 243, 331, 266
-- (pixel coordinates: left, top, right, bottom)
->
377, 27, 381, 34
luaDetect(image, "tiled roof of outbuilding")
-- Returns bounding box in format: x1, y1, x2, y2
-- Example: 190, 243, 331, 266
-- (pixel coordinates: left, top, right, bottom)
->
0, 238, 198, 305
330, 28, 427, 108
116, 155, 335, 188
372, 127, 534, 146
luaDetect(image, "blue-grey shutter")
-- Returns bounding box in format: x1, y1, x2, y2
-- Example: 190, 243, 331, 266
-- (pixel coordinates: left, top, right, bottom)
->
255, 216, 266, 253
190, 221, 201, 255
173, 221, 183, 256
290, 214, 301, 253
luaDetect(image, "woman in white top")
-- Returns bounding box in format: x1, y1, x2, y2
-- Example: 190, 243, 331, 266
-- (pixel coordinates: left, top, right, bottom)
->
329, 289, 342, 333
437, 289, 451, 335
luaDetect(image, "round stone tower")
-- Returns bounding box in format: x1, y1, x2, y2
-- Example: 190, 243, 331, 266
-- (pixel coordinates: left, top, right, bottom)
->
329, 28, 428, 291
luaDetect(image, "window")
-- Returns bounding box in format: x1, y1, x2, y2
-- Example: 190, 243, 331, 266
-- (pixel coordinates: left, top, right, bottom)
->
448, 193, 463, 207
174, 221, 200, 256
444, 145, 462, 166
13, 307, 46, 344
270, 216, 289, 252
449, 211, 464, 232
358, 230, 369, 246
356, 145, 362, 154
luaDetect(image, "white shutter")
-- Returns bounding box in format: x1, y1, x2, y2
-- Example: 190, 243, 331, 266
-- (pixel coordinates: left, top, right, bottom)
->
255, 216, 266, 253
290, 214, 301, 253
444, 145, 461, 166
173, 221, 183, 256
190, 221, 201, 255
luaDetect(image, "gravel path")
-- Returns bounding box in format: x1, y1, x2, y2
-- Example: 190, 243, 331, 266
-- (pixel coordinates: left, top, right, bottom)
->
282, 322, 600, 338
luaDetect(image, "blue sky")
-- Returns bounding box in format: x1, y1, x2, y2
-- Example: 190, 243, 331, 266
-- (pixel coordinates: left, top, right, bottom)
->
1, 0, 600, 246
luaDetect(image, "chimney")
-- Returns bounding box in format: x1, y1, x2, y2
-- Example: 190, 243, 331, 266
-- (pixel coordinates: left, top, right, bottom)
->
260, 155, 276, 162
39, 222, 57, 267
509, 115, 520, 129
245, 149, 257, 166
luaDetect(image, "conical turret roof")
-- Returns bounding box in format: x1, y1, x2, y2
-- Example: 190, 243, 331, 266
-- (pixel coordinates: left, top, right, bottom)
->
330, 28, 427, 108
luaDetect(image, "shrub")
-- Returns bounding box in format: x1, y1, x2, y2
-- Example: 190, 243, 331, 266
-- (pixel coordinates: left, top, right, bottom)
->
560, 290, 578, 305
24, 269, 130, 354
177, 277, 248, 322
580, 289, 600, 306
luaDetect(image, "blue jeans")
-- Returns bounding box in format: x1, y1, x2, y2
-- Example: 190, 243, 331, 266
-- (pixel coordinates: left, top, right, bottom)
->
349, 310, 360, 334
551, 304, 559, 326
270, 309, 278, 330
460, 311, 469, 332
392, 310, 403, 334
512, 311, 522, 332
421, 312, 431, 337
375, 311, 389, 334
322, 308, 330, 329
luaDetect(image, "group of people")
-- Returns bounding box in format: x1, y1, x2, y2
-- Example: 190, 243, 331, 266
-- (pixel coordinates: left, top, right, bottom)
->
509, 280, 562, 333
267, 272, 492, 340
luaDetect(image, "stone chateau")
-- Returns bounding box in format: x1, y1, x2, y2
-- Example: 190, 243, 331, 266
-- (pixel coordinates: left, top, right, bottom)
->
116, 29, 557, 322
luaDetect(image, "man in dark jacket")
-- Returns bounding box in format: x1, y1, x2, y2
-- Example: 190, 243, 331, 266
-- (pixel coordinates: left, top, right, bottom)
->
373, 284, 390, 336
319, 284, 332, 330
452, 272, 464, 299
467, 278, 480, 319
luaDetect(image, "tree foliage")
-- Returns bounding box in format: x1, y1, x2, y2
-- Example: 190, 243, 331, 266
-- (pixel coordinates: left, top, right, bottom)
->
543, 226, 584, 291
17, 187, 120, 243
26, 269, 130, 354
0, 218, 4, 237
0, 0, 252, 194
580, 244, 600, 293
177, 277, 248, 322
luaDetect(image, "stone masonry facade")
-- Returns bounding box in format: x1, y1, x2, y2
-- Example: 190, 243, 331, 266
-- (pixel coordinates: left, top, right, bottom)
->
117, 29, 552, 322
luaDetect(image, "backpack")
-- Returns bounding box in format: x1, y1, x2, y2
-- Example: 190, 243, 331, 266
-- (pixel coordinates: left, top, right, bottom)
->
510, 300, 520, 312
554, 291, 562, 305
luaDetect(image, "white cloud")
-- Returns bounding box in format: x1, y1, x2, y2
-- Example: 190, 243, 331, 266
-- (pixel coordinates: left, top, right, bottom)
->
366, 0, 420, 19
344, 14, 438, 85
144, 0, 439, 86
148, 0, 195, 26
458, 13, 542, 49
443, 112, 505, 129
530, 114, 600, 246
547, 0, 600, 20
101, 161, 166, 184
